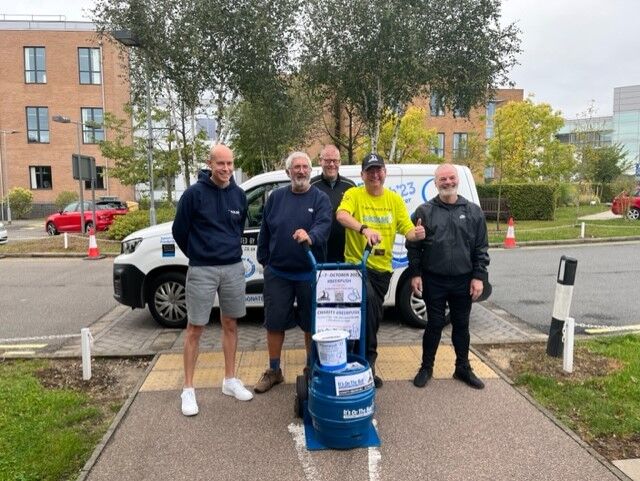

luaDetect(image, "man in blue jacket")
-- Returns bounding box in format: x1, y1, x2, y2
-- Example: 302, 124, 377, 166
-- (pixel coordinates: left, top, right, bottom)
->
172, 144, 253, 416
254, 151, 332, 393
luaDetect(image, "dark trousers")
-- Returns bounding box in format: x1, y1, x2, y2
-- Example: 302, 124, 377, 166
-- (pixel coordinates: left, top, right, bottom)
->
355, 268, 391, 372
421, 273, 473, 369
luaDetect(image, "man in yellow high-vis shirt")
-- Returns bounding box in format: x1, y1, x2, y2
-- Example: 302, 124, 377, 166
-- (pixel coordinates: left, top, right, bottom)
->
337, 153, 425, 387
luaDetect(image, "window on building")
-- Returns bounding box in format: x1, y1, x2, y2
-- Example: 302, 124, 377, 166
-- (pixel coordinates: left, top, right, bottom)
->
485, 101, 497, 139
431, 133, 445, 158
81, 108, 104, 143
24, 47, 46, 83
78, 48, 102, 85
453, 133, 468, 160
26, 107, 49, 143
84, 166, 106, 189
29, 166, 52, 189
429, 93, 445, 117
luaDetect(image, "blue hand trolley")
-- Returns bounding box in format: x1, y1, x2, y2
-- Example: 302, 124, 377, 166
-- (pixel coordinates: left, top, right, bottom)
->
295, 245, 380, 450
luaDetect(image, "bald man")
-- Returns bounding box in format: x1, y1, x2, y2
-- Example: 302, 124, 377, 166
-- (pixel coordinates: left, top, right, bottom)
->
406, 163, 490, 390
173, 144, 253, 416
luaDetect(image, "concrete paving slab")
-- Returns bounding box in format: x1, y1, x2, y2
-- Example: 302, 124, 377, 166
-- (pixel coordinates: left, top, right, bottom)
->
85, 379, 623, 481
614, 459, 640, 481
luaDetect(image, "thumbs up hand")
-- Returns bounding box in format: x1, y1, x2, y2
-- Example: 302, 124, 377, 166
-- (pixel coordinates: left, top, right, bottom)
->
413, 217, 426, 240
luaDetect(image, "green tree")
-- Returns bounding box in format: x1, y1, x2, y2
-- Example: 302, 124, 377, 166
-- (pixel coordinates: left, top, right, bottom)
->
301, 0, 520, 152
358, 107, 437, 163
230, 85, 320, 175
488, 99, 575, 182
54, 191, 78, 210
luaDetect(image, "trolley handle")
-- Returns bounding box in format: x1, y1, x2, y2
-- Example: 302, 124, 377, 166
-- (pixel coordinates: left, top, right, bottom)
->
305, 241, 372, 268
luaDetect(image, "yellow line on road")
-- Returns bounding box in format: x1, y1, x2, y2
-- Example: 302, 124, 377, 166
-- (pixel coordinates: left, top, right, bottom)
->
0, 344, 47, 349
585, 324, 640, 335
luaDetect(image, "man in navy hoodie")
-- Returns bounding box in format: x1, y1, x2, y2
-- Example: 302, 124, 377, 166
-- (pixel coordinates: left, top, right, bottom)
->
254, 151, 332, 393
172, 144, 253, 416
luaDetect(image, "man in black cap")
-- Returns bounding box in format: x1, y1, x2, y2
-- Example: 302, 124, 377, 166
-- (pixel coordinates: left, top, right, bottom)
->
336, 153, 425, 387
311, 144, 356, 262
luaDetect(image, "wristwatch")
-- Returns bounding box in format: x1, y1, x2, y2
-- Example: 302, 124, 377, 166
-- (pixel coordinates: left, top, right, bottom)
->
359, 224, 369, 235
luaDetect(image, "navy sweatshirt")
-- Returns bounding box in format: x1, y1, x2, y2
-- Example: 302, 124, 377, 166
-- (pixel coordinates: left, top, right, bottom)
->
172, 170, 247, 266
257, 185, 332, 272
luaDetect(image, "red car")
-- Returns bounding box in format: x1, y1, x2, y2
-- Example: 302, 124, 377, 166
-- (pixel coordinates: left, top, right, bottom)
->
611, 189, 640, 220
46, 200, 128, 235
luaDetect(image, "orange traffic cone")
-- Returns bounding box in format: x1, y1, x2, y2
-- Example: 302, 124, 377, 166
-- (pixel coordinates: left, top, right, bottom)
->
85, 227, 105, 260
503, 217, 517, 248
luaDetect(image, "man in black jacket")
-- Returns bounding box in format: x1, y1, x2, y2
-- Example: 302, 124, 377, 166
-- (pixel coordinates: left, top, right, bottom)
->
310, 144, 355, 262
406, 163, 489, 389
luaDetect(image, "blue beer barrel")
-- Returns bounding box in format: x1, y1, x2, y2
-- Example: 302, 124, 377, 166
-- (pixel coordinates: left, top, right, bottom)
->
308, 354, 376, 449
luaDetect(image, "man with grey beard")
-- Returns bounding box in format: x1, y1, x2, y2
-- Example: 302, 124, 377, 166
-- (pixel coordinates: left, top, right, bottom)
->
254, 152, 332, 393
406, 163, 489, 390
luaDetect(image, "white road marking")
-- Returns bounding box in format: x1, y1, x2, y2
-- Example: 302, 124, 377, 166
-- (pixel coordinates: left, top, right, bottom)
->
288, 423, 321, 481
0, 334, 80, 343
368, 419, 382, 481
0, 344, 47, 349
3, 351, 36, 356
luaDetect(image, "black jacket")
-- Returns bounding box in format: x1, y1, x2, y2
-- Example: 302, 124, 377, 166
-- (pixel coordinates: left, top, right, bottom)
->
406, 195, 489, 281
310, 173, 355, 262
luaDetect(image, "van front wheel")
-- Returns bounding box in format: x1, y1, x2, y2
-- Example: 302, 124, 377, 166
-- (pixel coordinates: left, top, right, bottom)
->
147, 272, 188, 328
398, 277, 427, 328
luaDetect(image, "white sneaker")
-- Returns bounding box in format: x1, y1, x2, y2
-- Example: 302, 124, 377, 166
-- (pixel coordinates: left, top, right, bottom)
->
222, 377, 254, 401
181, 388, 199, 416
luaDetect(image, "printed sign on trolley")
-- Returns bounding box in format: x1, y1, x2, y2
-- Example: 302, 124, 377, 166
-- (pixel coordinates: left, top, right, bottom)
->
316, 307, 361, 339
315, 269, 362, 304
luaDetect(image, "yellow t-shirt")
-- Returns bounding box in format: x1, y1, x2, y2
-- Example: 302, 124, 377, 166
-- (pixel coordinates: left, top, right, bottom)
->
338, 186, 414, 272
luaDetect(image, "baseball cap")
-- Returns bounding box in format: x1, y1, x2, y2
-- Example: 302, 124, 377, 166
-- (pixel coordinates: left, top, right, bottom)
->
361, 153, 385, 171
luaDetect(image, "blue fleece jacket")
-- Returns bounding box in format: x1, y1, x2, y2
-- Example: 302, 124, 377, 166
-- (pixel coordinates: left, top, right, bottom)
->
172, 170, 247, 266
257, 185, 331, 273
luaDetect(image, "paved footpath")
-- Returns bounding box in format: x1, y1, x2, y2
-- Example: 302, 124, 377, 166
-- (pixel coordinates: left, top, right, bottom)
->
48, 302, 635, 481
54, 302, 546, 358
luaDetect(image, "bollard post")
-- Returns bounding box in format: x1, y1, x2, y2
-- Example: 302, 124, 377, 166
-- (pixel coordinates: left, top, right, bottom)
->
546, 256, 578, 358
563, 317, 575, 373
580, 222, 585, 239
81, 328, 92, 380
64, 232, 68, 249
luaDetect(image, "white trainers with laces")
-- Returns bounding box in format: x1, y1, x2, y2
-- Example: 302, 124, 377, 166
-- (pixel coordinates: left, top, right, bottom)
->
181, 388, 199, 416
222, 377, 254, 401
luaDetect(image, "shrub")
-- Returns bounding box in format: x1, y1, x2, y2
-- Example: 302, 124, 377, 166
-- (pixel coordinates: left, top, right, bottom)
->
107, 207, 176, 240
555, 183, 578, 207
55, 191, 79, 210
8, 187, 33, 219
477, 183, 557, 220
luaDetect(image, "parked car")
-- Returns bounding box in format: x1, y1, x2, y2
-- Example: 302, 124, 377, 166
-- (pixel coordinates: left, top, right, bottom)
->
113, 164, 481, 328
46, 200, 128, 235
0, 221, 7, 244
611, 189, 640, 220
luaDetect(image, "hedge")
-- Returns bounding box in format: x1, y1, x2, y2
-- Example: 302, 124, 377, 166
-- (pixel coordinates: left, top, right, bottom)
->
107, 207, 177, 241
477, 183, 557, 220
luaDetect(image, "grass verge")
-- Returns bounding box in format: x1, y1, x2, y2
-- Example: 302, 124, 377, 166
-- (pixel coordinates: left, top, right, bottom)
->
0, 358, 148, 481
506, 335, 640, 459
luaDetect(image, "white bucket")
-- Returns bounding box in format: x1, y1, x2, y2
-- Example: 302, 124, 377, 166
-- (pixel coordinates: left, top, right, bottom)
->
313, 330, 349, 371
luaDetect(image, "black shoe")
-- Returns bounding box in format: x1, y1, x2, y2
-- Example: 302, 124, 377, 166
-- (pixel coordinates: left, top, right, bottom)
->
374, 375, 383, 388
453, 366, 485, 389
413, 366, 433, 388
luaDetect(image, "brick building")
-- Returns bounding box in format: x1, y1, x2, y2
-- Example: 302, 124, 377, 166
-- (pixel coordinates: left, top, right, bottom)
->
0, 18, 134, 218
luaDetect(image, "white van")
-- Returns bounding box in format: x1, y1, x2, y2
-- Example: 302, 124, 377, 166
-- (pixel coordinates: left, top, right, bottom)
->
112, 164, 480, 328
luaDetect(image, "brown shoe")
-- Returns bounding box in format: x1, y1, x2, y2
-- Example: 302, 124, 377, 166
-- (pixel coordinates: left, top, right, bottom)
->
254, 368, 284, 393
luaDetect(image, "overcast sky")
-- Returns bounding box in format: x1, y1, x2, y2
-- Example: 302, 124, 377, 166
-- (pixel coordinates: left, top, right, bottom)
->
2, 0, 639, 120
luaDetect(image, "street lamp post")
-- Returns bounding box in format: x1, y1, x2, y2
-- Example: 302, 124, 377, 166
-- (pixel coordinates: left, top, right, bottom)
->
113, 29, 156, 226
0, 129, 19, 224
52, 115, 98, 234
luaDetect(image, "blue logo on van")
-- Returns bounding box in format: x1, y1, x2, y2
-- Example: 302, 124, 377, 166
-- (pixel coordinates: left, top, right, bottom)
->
243, 257, 256, 278
421, 178, 435, 202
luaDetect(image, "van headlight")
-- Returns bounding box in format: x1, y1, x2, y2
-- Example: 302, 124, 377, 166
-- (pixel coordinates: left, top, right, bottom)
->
121, 237, 142, 254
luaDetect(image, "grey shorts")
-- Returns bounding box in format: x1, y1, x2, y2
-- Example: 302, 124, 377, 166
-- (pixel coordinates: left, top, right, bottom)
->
263, 267, 312, 333
185, 263, 246, 326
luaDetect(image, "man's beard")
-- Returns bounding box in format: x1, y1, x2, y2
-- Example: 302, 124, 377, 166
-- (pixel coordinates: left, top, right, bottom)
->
291, 175, 310, 192
438, 185, 458, 196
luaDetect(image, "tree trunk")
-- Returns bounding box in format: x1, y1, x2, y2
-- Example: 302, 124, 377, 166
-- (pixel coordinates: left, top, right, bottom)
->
179, 102, 191, 187
371, 77, 383, 152
388, 106, 404, 162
